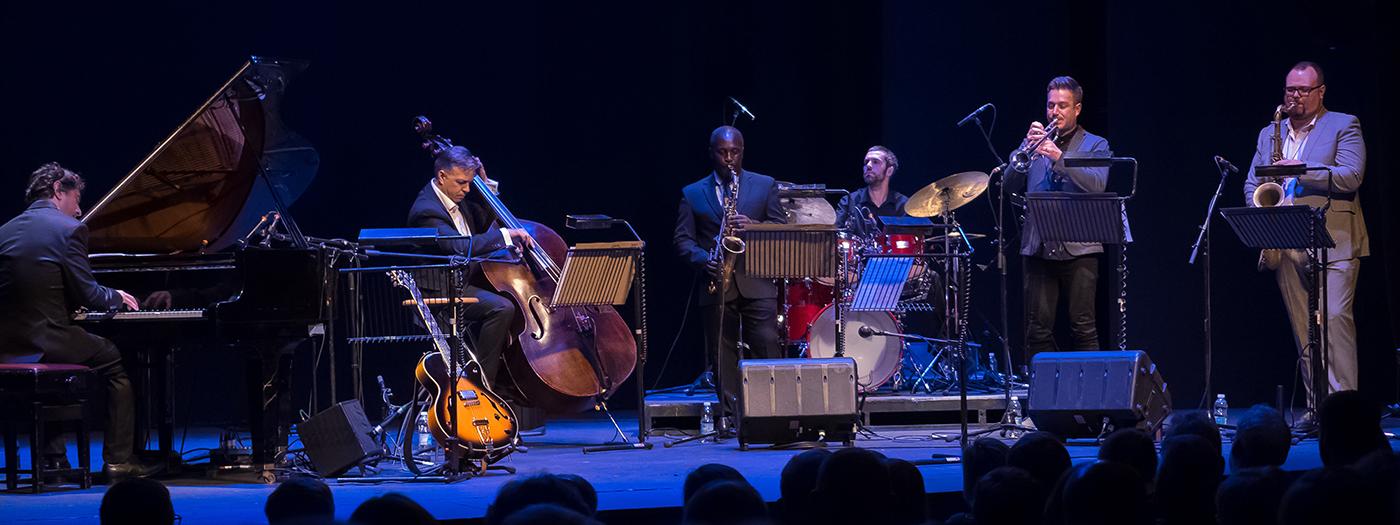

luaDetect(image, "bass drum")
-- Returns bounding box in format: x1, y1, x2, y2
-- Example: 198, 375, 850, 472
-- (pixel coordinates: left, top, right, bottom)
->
805, 306, 902, 392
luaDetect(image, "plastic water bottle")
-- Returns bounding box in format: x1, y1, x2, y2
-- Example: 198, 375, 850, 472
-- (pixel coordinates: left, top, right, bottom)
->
1007, 396, 1023, 424
1213, 394, 1229, 426
700, 401, 715, 440
415, 410, 444, 464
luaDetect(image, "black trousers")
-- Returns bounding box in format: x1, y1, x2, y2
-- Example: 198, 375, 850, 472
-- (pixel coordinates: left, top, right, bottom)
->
41, 334, 134, 465
430, 285, 517, 385
701, 296, 780, 421
1023, 254, 1099, 356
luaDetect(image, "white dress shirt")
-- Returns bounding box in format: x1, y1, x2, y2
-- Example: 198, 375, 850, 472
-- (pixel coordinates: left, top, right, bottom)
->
429, 179, 514, 248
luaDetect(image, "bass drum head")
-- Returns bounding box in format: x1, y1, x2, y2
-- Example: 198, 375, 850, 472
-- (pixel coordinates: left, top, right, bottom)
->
806, 306, 902, 392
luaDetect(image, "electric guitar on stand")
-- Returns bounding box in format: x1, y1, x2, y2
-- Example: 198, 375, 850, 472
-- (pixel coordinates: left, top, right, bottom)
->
387, 269, 519, 474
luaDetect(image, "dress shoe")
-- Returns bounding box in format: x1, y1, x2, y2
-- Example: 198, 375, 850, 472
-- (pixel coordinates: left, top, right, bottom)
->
103, 461, 164, 481
42, 454, 72, 471
39, 455, 82, 485
1292, 411, 1318, 433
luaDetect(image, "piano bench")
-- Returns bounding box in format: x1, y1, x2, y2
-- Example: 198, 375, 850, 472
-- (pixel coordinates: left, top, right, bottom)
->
0, 363, 94, 493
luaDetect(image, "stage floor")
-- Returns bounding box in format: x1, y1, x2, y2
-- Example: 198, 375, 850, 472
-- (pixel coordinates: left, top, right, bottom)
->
2, 411, 1392, 524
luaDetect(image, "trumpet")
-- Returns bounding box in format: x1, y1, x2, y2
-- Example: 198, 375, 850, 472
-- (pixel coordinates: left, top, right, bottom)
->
1009, 118, 1061, 174
706, 165, 746, 294
1252, 104, 1291, 207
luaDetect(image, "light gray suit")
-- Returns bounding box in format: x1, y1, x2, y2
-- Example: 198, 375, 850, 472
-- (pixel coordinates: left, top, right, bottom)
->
1243, 109, 1367, 396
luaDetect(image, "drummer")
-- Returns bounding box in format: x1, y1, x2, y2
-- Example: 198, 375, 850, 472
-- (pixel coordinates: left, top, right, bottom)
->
836, 146, 908, 237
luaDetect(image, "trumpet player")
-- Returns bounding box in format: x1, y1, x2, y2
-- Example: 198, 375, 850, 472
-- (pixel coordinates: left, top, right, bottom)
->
673, 125, 785, 434
1006, 75, 1111, 356
1243, 61, 1366, 410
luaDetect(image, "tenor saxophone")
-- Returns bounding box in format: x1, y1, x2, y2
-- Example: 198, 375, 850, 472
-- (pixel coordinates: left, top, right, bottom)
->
1252, 104, 1291, 207
706, 166, 747, 294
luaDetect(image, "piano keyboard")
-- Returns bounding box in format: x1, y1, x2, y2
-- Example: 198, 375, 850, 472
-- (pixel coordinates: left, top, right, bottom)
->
73, 309, 207, 322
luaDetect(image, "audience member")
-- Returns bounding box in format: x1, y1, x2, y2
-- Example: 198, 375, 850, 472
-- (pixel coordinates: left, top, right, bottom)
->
1060, 460, 1149, 525
1229, 405, 1292, 472
1353, 450, 1400, 525
500, 503, 601, 525
682, 480, 770, 525
886, 458, 928, 525
1155, 434, 1224, 525
777, 448, 830, 525
971, 466, 1044, 525
1278, 466, 1370, 525
265, 477, 335, 525
1006, 431, 1072, 491
811, 448, 894, 524
486, 474, 592, 525
961, 437, 1010, 502
1215, 466, 1292, 525
1098, 428, 1158, 491
1165, 411, 1222, 458
557, 473, 598, 515
350, 492, 437, 525
1317, 390, 1388, 467
100, 477, 176, 525
682, 463, 750, 505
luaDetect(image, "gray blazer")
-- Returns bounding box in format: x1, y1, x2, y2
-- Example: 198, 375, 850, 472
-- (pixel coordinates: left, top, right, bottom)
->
0, 200, 123, 363
1243, 110, 1367, 261
1008, 127, 1112, 258
673, 170, 786, 305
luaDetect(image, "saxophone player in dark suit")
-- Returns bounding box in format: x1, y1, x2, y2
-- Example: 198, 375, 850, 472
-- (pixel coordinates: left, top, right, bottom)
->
0, 163, 160, 479
1243, 62, 1366, 412
673, 125, 785, 432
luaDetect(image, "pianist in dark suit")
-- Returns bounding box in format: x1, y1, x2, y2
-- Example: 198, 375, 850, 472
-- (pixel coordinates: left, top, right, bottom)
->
407, 146, 534, 387
0, 162, 158, 478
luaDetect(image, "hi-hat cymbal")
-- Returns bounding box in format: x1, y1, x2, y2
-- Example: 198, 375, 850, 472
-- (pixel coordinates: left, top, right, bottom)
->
904, 171, 990, 217
784, 197, 837, 225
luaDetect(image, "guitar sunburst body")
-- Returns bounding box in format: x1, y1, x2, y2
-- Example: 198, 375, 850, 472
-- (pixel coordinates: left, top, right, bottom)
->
388, 270, 517, 463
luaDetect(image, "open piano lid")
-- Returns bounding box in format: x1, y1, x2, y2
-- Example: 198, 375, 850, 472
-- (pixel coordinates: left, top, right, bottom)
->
82, 56, 318, 254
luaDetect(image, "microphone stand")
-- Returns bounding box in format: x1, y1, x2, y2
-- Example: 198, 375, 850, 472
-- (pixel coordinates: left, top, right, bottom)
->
1189, 158, 1232, 409
961, 108, 1030, 438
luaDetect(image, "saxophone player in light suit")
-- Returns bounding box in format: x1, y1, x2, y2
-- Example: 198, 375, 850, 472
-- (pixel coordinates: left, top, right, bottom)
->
673, 125, 785, 433
1243, 61, 1367, 413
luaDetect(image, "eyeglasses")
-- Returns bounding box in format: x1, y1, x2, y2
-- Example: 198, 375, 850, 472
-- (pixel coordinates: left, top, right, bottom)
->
1284, 84, 1323, 96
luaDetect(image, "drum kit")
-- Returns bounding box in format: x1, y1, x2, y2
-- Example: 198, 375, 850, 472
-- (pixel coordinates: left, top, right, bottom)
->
777, 171, 990, 393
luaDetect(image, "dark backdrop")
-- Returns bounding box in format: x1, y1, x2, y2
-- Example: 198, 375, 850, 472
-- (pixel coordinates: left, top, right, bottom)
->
2, 1, 1395, 418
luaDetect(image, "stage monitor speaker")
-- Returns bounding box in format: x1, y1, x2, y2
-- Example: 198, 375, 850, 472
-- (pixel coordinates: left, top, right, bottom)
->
738, 358, 858, 449
1028, 350, 1172, 439
299, 399, 378, 476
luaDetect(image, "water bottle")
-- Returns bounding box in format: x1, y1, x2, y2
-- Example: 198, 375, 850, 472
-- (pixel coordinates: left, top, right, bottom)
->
700, 402, 715, 440
1213, 394, 1229, 426
1007, 396, 1022, 424
415, 410, 444, 464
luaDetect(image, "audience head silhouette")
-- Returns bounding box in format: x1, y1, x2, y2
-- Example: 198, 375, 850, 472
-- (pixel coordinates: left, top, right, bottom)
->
1098, 428, 1158, 489
1007, 431, 1071, 491
499, 503, 601, 525
486, 474, 592, 525
1156, 434, 1225, 525
778, 448, 830, 524
682, 480, 769, 525
1278, 466, 1370, 524
350, 492, 437, 525
1215, 466, 1292, 525
1318, 390, 1388, 467
973, 466, 1044, 525
100, 478, 175, 525
1230, 404, 1292, 472
682, 463, 750, 505
265, 477, 335, 525
813, 447, 894, 524
961, 437, 1010, 502
1059, 460, 1149, 525
886, 458, 928, 525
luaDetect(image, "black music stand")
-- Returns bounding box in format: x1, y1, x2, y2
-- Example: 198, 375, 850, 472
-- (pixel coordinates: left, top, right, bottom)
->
1219, 205, 1335, 426
1025, 191, 1134, 350
550, 238, 655, 453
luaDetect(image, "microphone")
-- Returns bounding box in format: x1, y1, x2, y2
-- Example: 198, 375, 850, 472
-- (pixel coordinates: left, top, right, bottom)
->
956, 103, 993, 127
729, 96, 757, 121
1214, 155, 1239, 174
858, 325, 876, 338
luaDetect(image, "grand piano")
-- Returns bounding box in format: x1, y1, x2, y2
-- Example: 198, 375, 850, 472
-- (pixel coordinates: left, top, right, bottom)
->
75, 57, 328, 481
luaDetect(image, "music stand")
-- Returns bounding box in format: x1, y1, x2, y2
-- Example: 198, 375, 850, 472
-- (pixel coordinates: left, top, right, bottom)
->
1219, 205, 1334, 426
1025, 191, 1134, 350
550, 239, 655, 453
744, 224, 843, 354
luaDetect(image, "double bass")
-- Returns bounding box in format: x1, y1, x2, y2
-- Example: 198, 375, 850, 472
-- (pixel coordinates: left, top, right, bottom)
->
413, 117, 637, 413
